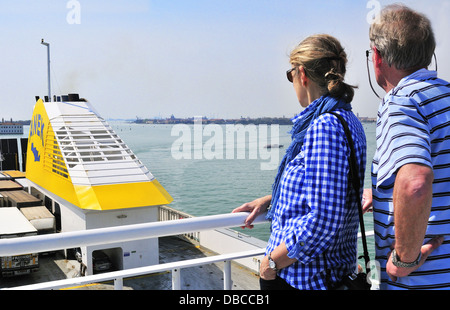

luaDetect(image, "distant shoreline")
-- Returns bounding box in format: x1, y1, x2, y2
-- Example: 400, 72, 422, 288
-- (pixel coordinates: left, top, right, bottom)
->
133, 116, 377, 125
11, 116, 376, 126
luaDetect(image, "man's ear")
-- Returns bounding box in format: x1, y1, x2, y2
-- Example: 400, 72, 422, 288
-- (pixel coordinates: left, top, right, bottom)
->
373, 47, 384, 67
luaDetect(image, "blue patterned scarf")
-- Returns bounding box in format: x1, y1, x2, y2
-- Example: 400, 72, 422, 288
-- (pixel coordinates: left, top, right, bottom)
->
266, 95, 352, 220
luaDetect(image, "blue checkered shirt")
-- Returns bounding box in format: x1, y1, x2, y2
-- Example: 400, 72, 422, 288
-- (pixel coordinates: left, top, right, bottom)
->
266, 109, 366, 290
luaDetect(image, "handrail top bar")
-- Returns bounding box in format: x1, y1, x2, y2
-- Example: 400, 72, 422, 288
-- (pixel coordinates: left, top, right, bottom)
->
0, 212, 269, 256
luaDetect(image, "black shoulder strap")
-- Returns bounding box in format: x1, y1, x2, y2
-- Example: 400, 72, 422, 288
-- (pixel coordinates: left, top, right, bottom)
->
327, 111, 370, 274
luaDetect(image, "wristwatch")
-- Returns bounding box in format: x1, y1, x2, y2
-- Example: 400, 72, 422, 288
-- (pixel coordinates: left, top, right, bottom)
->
391, 249, 422, 268
268, 253, 277, 271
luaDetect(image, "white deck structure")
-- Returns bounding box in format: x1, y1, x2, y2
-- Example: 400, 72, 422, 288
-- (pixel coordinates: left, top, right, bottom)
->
25, 95, 172, 275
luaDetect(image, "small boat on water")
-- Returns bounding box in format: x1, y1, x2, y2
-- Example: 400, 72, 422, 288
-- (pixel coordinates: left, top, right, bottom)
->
264, 144, 284, 149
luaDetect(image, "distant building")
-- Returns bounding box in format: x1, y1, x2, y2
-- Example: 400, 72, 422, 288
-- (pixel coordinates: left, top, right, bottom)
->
0, 122, 23, 135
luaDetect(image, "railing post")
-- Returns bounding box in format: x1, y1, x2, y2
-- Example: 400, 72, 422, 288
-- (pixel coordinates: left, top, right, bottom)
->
172, 268, 181, 290
223, 260, 232, 290
114, 277, 123, 290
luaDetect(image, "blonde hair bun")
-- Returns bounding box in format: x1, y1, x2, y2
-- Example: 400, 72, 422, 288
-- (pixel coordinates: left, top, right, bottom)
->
290, 34, 357, 103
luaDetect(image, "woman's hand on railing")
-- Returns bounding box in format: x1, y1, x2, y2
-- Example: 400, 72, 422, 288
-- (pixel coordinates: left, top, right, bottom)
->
232, 195, 272, 229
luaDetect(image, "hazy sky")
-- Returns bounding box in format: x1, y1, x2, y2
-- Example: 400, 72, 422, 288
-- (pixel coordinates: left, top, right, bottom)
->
0, 0, 449, 120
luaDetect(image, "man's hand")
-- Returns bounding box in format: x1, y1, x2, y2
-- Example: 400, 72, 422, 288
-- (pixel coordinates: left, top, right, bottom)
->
362, 188, 373, 213
386, 236, 444, 282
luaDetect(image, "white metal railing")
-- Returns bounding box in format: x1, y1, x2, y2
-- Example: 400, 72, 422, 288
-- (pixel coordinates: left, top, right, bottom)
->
6, 248, 264, 290
0, 210, 374, 291
0, 211, 268, 290
159, 205, 200, 242
0, 212, 268, 256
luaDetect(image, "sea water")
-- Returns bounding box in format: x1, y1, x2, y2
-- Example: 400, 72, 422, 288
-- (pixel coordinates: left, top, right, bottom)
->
111, 121, 376, 247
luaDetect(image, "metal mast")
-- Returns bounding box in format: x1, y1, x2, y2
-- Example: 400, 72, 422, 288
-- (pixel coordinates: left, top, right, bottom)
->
40, 39, 51, 100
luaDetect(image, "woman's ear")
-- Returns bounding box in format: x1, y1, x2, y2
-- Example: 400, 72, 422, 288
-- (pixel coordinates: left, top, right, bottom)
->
298, 66, 308, 86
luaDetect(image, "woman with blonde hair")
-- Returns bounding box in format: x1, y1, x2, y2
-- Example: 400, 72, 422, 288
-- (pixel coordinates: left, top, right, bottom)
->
233, 34, 366, 290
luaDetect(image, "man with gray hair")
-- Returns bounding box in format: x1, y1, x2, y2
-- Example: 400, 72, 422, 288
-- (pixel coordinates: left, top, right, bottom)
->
364, 4, 450, 289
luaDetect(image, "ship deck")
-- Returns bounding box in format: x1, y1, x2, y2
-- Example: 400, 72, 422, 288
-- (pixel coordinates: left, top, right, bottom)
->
0, 236, 260, 290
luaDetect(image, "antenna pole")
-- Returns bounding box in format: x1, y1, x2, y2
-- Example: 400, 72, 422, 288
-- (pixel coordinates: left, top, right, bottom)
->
41, 39, 51, 100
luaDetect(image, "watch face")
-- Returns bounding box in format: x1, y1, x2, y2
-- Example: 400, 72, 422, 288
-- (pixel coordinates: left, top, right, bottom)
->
269, 259, 276, 269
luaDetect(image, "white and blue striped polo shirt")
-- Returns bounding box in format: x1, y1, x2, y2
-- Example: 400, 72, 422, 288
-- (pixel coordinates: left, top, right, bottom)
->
372, 68, 450, 290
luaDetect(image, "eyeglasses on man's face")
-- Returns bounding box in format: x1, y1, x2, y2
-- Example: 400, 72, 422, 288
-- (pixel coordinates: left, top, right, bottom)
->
366, 49, 373, 62
365, 47, 438, 100
365, 48, 382, 99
